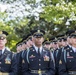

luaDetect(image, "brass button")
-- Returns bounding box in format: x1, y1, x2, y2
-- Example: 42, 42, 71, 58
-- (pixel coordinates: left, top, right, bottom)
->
39, 64, 41, 66
39, 69, 41, 70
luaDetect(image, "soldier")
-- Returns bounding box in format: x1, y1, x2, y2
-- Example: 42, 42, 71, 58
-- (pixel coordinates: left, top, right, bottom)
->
17, 33, 33, 75
43, 38, 51, 50
15, 41, 23, 75
53, 34, 67, 75
16, 41, 23, 53
50, 36, 59, 52
22, 29, 55, 75
66, 29, 75, 47
59, 30, 76, 75
0, 30, 17, 75
26, 33, 33, 48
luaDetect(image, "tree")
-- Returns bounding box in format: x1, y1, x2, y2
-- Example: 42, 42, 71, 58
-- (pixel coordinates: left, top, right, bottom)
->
0, 0, 76, 51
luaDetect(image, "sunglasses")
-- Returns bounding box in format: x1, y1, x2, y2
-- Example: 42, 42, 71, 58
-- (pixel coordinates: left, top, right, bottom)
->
54, 42, 57, 44
58, 39, 62, 42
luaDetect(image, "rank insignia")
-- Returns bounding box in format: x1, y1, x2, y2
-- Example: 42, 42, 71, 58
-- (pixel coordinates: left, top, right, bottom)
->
59, 60, 62, 64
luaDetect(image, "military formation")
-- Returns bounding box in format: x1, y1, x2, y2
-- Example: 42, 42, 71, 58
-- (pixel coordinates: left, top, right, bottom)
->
0, 29, 76, 75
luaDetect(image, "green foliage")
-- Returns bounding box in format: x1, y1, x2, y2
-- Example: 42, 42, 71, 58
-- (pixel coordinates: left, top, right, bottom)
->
0, 22, 17, 52
40, 1, 76, 23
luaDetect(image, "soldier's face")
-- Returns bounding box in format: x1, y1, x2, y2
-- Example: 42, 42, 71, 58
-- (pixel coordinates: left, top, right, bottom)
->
21, 43, 27, 50
27, 41, 32, 48
67, 37, 72, 45
61, 40, 67, 46
0, 37, 7, 47
53, 43, 59, 49
28, 40, 33, 46
44, 44, 51, 49
33, 37, 44, 47
57, 41, 62, 46
17, 45, 22, 52
71, 37, 76, 45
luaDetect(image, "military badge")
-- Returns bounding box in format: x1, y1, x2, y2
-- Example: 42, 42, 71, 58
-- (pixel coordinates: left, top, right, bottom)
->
59, 60, 62, 64
38, 70, 41, 74
44, 55, 49, 61
67, 56, 73, 58
37, 30, 40, 33
29, 55, 35, 58
5, 56, 11, 64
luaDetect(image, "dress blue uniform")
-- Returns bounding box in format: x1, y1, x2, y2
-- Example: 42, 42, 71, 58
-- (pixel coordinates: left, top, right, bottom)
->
59, 30, 76, 75
22, 29, 55, 75
16, 38, 28, 75
0, 31, 17, 75
16, 51, 22, 75
0, 48, 17, 75
59, 45, 74, 75
22, 46, 55, 75
53, 48, 59, 75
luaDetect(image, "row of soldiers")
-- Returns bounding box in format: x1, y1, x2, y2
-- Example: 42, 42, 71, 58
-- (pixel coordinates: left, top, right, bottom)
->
0, 29, 76, 75
16, 29, 76, 75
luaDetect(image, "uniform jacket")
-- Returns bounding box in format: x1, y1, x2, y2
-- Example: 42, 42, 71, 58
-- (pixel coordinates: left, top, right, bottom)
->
17, 50, 27, 75
22, 46, 55, 75
0, 48, 17, 75
59, 45, 76, 75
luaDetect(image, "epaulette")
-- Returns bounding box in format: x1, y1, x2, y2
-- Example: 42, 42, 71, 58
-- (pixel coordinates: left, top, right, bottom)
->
26, 46, 34, 52
5, 48, 10, 53
64, 46, 70, 50
29, 46, 34, 50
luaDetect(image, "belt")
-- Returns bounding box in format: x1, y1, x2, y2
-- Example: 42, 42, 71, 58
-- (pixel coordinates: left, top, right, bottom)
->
0, 72, 9, 75
31, 70, 47, 74
68, 71, 76, 75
